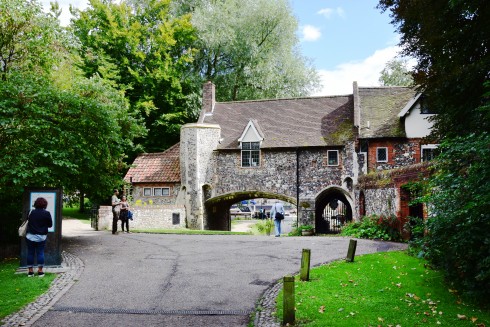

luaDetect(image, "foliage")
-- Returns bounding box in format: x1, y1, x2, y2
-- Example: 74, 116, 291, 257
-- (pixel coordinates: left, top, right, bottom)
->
378, 0, 490, 138
183, 0, 320, 101
276, 251, 490, 326
0, 258, 56, 319
255, 219, 274, 235
424, 133, 490, 302
71, 0, 198, 153
378, 58, 414, 86
340, 214, 402, 241
403, 215, 426, 257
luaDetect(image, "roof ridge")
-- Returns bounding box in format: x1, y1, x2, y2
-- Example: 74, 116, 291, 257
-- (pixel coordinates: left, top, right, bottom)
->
216, 94, 352, 105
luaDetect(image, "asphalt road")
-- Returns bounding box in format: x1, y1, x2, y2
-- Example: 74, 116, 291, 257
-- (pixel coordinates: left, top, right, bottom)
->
31, 219, 406, 327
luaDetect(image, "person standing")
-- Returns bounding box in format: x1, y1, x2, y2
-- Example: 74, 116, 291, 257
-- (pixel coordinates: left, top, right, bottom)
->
270, 201, 285, 237
119, 195, 130, 233
26, 197, 53, 277
111, 189, 121, 235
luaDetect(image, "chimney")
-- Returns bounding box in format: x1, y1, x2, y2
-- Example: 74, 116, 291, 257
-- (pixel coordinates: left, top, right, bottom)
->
353, 81, 360, 128
198, 81, 215, 123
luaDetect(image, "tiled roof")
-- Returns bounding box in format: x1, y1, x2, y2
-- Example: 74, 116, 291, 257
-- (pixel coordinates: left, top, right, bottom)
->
202, 96, 354, 149
124, 143, 180, 183
358, 86, 417, 138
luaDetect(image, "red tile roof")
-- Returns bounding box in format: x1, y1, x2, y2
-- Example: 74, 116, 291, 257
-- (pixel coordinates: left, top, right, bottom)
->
124, 143, 180, 183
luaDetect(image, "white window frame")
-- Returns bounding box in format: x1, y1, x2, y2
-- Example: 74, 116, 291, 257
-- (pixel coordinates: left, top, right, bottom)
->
421, 144, 439, 162
376, 147, 388, 162
241, 141, 260, 168
327, 150, 339, 166
143, 187, 171, 197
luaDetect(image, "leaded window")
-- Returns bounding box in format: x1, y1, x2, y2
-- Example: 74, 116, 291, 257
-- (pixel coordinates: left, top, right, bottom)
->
377, 147, 388, 162
241, 142, 260, 167
327, 150, 339, 166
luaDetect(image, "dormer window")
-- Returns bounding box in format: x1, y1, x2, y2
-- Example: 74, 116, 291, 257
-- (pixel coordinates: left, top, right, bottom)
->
238, 119, 264, 168
242, 142, 260, 167
419, 95, 435, 114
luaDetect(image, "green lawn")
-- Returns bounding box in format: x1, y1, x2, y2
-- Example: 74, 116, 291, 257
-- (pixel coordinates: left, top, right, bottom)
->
276, 251, 489, 326
0, 258, 56, 320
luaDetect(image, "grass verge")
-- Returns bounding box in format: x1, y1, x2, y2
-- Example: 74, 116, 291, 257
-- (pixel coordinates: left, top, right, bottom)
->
276, 251, 489, 326
0, 258, 57, 320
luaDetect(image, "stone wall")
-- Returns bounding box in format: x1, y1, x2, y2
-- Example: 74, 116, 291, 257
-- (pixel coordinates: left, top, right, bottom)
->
362, 188, 398, 217
98, 205, 186, 231
131, 182, 180, 206
367, 138, 421, 171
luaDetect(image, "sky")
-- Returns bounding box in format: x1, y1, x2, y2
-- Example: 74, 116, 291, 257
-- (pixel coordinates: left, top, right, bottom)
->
40, 0, 403, 96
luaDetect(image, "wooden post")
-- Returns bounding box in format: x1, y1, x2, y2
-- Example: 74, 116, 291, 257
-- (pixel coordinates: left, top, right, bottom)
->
283, 276, 295, 325
300, 248, 311, 281
346, 239, 357, 262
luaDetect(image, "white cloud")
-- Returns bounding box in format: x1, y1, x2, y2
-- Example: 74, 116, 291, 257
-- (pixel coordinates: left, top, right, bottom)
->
40, 0, 89, 26
317, 7, 345, 19
313, 46, 402, 96
301, 25, 322, 42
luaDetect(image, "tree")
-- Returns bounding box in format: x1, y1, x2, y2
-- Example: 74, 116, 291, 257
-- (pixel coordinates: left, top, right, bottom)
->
378, 58, 413, 86
378, 0, 490, 138
0, 0, 145, 244
378, 0, 490, 302
183, 0, 320, 101
71, 0, 198, 153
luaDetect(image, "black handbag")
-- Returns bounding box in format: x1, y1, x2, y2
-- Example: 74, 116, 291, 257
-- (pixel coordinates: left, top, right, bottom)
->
275, 212, 284, 220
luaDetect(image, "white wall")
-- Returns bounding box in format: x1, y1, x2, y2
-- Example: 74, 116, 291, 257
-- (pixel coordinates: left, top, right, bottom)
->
404, 104, 435, 138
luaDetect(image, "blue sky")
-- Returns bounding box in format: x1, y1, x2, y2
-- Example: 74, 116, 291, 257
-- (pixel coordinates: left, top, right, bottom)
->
41, 0, 403, 96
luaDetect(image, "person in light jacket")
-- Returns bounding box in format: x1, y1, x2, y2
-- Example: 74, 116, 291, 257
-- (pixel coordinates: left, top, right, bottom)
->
26, 197, 53, 277
270, 201, 285, 237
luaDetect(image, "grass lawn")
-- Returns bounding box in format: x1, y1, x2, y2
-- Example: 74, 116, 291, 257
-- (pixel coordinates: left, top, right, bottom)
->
0, 258, 57, 320
276, 251, 489, 326
62, 206, 90, 223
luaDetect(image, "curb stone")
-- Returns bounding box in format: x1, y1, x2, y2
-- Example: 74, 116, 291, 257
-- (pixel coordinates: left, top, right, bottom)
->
1, 251, 83, 327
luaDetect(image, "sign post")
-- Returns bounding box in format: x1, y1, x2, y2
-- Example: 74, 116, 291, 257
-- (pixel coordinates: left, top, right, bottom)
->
20, 188, 63, 267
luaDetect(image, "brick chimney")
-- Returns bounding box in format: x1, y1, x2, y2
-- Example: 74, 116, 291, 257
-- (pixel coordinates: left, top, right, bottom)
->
198, 81, 215, 123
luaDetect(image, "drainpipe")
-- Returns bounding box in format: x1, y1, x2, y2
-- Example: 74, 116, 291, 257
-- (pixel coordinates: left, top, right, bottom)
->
296, 148, 300, 227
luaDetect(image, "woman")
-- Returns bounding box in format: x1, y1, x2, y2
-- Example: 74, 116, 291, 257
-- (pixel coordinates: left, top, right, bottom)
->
26, 197, 53, 277
119, 195, 130, 233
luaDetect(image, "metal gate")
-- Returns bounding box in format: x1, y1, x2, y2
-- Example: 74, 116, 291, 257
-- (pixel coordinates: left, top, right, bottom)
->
321, 200, 351, 234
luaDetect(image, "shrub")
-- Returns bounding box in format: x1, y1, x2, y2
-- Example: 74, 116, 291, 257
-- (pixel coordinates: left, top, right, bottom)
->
341, 214, 402, 241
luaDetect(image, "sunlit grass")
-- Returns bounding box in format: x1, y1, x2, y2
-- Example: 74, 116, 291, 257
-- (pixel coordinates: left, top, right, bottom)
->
276, 251, 490, 326
0, 258, 57, 319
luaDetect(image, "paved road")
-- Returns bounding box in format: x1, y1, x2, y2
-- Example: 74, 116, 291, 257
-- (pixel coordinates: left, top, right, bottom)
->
31, 219, 406, 327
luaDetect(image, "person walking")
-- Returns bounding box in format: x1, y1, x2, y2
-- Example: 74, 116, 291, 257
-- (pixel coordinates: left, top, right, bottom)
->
270, 201, 285, 237
119, 195, 130, 233
111, 189, 121, 235
26, 197, 53, 277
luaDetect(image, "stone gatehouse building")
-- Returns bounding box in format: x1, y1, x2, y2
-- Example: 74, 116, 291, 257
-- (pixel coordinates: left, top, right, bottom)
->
122, 81, 435, 233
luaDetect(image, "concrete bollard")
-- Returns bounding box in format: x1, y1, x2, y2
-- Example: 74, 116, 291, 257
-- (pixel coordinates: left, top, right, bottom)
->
346, 239, 357, 262
283, 276, 295, 325
300, 248, 311, 281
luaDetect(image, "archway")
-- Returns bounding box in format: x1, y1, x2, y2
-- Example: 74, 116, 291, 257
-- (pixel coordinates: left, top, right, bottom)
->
204, 191, 296, 231
315, 187, 353, 234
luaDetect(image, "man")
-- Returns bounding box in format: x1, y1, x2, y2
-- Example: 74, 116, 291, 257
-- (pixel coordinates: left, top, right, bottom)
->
111, 189, 121, 234
270, 201, 285, 237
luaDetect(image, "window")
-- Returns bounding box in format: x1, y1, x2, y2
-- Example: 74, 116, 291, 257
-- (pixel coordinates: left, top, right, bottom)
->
143, 187, 170, 196
377, 147, 388, 162
154, 187, 170, 196
419, 95, 435, 114
327, 150, 339, 166
241, 142, 260, 167
421, 144, 439, 162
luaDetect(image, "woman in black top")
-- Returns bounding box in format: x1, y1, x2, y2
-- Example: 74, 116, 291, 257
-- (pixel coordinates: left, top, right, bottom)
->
26, 197, 53, 277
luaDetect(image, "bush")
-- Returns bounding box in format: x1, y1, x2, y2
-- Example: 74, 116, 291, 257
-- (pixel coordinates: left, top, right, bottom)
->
403, 215, 427, 257
425, 133, 490, 303
341, 214, 402, 241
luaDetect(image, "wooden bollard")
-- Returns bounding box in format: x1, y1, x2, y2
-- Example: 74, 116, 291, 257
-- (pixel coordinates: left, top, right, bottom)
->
283, 276, 295, 325
346, 239, 357, 262
300, 248, 311, 281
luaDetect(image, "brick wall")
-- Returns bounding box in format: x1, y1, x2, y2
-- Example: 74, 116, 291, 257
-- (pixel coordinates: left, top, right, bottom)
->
367, 138, 421, 172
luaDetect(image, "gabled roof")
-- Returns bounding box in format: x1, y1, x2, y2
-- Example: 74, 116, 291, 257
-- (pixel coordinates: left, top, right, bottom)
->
124, 143, 180, 183
398, 93, 422, 117
238, 119, 264, 143
358, 86, 417, 138
201, 96, 354, 149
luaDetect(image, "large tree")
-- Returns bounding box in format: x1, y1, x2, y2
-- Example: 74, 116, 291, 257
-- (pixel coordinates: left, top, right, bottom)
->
378, 0, 490, 301
186, 0, 320, 101
72, 0, 198, 153
0, 0, 145, 244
